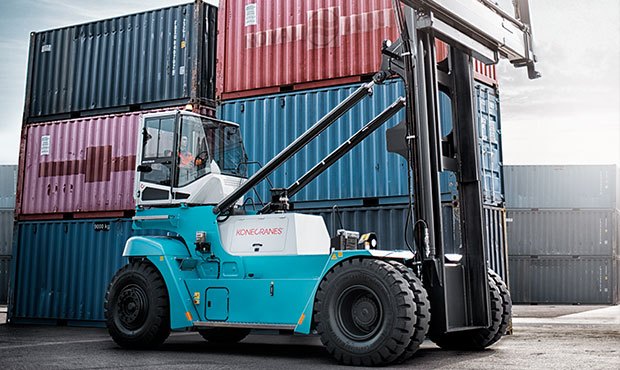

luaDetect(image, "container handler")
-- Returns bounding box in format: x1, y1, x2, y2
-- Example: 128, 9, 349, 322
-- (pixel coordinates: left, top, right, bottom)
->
105, 0, 539, 365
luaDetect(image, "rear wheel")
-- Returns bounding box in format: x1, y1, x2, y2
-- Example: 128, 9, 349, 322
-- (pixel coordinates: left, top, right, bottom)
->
314, 258, 416, 366
388, 261, 430, 362
104, 261, 170, 349
429, 271, 502, 350
487, 270, 512, 346
198, 328, 250, 344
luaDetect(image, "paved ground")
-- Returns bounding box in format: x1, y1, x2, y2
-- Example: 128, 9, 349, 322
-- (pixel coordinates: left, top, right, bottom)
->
0, 305, 618, 369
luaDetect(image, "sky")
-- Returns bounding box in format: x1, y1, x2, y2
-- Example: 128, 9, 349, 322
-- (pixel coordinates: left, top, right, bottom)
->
0, 0, 618, 165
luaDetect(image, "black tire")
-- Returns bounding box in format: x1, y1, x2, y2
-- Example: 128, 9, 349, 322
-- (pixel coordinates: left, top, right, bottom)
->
314, 258, 416, 366
387, 261, 430, 362
198, 328, 250, 344
429, 274, 502, 350
104, 261, 170, 349
487, 270, 512, 346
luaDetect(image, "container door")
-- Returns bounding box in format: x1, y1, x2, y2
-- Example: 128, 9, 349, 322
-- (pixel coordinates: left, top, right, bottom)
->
205, 288, 229, 321
476, 84, 503, 206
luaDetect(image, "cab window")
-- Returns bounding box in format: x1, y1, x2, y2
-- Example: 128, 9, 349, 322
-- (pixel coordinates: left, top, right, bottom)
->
141, 117, 175, 186
177, 116, 210, 187
205, 121, 247, 178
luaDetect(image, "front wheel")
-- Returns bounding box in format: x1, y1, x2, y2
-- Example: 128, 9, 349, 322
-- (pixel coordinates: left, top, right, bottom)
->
314, 258, 416, 366
388, 261, 430, 362
104, 261, 170, 349
429, 270, 506, 350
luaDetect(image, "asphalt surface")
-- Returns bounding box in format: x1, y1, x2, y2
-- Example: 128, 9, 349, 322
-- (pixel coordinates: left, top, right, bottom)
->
0, 305, 618, 369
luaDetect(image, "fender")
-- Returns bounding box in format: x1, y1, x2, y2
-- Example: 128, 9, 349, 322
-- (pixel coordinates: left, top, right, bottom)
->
122, 236, 196, 330
294, 250, 415, 334
123, 236, 191, 258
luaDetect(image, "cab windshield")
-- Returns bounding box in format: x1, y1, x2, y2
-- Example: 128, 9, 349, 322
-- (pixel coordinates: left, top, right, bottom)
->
178, 115, 247, 187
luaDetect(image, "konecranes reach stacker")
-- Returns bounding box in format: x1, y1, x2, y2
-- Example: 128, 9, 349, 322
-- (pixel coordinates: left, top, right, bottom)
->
104, 0, 539, 366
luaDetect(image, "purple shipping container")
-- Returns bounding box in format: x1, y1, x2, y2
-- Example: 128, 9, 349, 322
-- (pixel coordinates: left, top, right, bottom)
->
18, 110, 170, 218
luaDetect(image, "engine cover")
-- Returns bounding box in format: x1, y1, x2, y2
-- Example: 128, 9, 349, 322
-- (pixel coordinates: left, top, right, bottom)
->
218, 213, 331, 256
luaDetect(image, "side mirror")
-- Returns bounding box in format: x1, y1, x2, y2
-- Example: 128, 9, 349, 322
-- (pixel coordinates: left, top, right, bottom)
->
137, 164, 153, 173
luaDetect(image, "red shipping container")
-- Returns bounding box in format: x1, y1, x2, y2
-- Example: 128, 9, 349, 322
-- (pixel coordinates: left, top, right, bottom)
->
18, 112, 143, 218
15, 105, 216, 219
216, 0, 496, 100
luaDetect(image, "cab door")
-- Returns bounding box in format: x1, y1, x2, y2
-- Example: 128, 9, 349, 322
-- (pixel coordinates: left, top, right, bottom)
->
136, 113, 178, 205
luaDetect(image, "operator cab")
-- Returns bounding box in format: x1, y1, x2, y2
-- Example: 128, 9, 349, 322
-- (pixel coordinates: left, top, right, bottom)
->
135, 110, 247, 207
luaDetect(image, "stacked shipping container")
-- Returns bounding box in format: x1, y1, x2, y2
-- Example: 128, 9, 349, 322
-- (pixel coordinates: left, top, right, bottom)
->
10, 1, 218, 324
10, 0, 508, 325
23, 2, 217, 123
505, 165, 620, 304
220, 80, 503, 206
0, 165, 17, 304
11, 219, 171, 324
215, 0, 497, 99
218, 0, 507, 280
16, 1, 218, 219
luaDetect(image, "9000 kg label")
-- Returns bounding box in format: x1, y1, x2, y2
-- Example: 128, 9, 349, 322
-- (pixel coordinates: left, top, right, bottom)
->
94, 222, 111, 232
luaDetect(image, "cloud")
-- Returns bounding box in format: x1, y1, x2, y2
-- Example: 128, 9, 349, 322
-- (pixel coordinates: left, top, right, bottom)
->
502, 117, 619, 165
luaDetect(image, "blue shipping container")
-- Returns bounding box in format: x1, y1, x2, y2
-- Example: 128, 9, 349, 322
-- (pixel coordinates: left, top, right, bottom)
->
439, 85, 503, 204
220, 79, 503, 206
476, 85, 503, 205
299, 203, 508, 282
10, 210, 508, 323
25, 1, 217, 122
10, 219, 171, 325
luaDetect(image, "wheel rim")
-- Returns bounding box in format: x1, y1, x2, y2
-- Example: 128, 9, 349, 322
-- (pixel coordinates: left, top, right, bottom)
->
336, 285, 383, 341
116, 283, 149, 331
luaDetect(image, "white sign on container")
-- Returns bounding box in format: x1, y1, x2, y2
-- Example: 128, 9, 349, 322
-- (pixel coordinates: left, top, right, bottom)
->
245, 4, 257, 26
40, 135, 50, 155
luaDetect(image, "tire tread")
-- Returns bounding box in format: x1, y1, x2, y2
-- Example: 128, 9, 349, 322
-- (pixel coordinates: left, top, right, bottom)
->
387, 261, 430, 362
314, 258, 416, 366
104, 261, 170, 349
428, 270, 503, 351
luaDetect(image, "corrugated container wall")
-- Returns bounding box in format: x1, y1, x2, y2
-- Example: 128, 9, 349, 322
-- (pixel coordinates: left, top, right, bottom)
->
220, 79, 503, 206
18, 112, 146, 217
300, 205, 410, 250
483, 206, 510, 282
440, 84, 503, 205
0, 165, 17, 209
0, 166, 14, 304
509, 256, 619, 304
216, 0, 496, 100
441, 205, 509, 282
10, 219, 172, 325
0, 257, 10, 304
24, 1, 217, 122
222, 79, 408, 204
476, 86, 503, 205
507, 209, 619, 257
505, 165, 618, 209
0, 210, 14, 255
16, 107, 217, 219
298, 204, 508, 282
